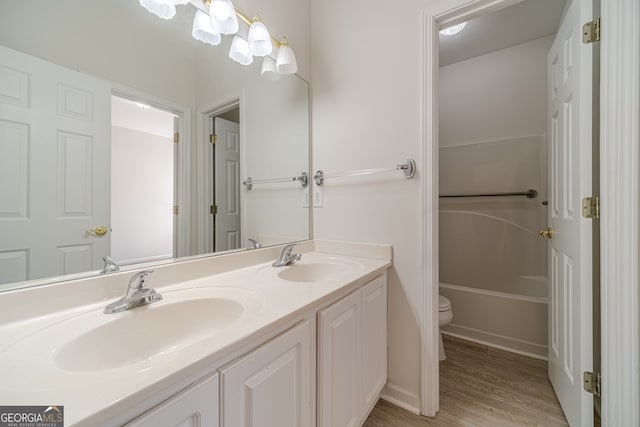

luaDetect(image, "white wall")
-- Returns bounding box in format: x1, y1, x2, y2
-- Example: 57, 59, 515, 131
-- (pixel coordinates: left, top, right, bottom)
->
111, 126, 174, 264
439, 36, 552, 146
439, 37, 550, 299
195, 39, 310, 249
311, 0, 427, 410
0, 0, 198, 108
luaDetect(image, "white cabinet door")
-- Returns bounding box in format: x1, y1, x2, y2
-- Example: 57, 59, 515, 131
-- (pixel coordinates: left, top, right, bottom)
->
318, 290, 362, 427
125, 373, 219, 427
361, 274, 387, 413
220, 321, 312, 427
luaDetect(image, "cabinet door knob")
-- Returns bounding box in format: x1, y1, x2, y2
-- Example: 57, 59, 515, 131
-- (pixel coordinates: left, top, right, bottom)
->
538, 227, 553, 239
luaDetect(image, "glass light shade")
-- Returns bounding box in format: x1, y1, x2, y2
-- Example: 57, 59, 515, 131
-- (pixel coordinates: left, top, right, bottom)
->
248, 21, 272, 56
210, 0, 234, 20
192, 10, 222, 46
210, 11, 239, 35
229, 35, 253, 65
169, 0, 190, 4
276, 44, 297, 75
261, 56, 281, 81
439, 22, 467, 36
139, 0, 176, 20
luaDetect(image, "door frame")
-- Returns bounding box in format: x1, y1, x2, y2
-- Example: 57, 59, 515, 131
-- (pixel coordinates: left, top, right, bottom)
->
599, 0, 640, 424
196, 90, 246, 254
420, 0, 640, 422
111, 83, 191, 259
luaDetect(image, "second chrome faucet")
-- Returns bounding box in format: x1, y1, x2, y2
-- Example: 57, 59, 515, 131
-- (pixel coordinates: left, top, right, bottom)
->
272, 244, 302, 267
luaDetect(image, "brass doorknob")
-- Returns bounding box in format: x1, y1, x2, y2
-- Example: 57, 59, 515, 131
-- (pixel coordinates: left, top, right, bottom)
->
87, 226, 108, 236
539, 227, 552, 239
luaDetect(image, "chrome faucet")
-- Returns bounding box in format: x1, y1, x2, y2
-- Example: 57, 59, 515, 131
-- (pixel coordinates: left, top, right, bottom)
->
272, 244, 302, 267
103, 270, 162, 314
100, 256, 120, 274
248, 238, 262, 249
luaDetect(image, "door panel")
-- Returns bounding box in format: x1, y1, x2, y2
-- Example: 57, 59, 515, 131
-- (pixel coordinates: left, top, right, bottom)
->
214, 117, 241, 251
547, 0, 593, 424
0, 45, 111, 285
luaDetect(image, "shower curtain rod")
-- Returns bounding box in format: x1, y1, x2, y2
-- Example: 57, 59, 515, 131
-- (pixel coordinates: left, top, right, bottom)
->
439, 189, 538, 199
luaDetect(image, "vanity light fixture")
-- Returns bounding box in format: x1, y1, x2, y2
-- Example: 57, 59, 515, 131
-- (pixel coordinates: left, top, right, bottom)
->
139, 0, 189, 20
261, 56, 281, 81
439, 22, 467, 36
192, 9, 222, 45
209, 0, 235, 20
229, 35, 253, 65
209, 4, 239, 35
247, 16, 272, 56
139, 0, 298, 78
275, 37, 297, 74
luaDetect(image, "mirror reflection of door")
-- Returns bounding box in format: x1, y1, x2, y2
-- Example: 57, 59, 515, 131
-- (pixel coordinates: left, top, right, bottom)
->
0, 46, 111, 284
110, 95, 176, 266
212, 112, 240, 252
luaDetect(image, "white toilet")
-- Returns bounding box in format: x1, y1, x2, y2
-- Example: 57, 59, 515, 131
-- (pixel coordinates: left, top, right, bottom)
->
439, 295, 453, 361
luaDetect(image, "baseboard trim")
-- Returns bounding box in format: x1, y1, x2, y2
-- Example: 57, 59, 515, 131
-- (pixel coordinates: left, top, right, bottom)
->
380, 383, 421, 415
442, 324, 548, 360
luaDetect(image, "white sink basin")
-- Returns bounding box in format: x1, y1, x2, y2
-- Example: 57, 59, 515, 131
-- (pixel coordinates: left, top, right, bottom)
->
55, 297, 244, 372
0, 286, 262, 375
276, 259, 363, 282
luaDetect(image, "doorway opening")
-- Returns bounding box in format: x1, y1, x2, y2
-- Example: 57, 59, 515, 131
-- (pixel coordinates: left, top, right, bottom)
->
204, 101, 242, 253
110, 94, 178, 265
428, 0, 597, 424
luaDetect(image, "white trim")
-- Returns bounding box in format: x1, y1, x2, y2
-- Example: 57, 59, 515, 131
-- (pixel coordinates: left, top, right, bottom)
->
195, 91, 246, 255
110, 83, 191, 259
380, 383, 421, 415
600, 0, 640, 425
441, 327, 548, 360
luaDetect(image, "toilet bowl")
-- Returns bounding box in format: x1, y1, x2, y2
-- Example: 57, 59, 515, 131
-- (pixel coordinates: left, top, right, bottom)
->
439, 295, 453, 361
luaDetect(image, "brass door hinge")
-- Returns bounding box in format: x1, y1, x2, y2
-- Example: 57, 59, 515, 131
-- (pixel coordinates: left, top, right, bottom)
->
210, 205, 217, 215
582, 196, 600, 219
210, 134, 217, 144
173, 132, 179, 143
583, 371, 601, 396
173, 205, 179, 215
583, 18, 601, 44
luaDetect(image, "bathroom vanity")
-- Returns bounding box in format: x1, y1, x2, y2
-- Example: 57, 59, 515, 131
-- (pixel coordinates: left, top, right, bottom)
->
0, 240, 391, 427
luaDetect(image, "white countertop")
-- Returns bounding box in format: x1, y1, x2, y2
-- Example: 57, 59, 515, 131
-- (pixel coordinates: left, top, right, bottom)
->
0, 240, 391, 426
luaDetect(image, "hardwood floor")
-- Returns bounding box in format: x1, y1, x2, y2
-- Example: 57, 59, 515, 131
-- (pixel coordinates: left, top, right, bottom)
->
364, 336, 568, 426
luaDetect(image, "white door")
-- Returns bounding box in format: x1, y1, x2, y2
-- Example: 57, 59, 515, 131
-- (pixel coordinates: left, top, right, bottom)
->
546, 0, 594, 425
0, 46, 111, 284
213, 117, 241, 251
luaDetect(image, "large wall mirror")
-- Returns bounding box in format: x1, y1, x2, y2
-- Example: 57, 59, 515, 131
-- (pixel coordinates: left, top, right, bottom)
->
0, 0, 310, 291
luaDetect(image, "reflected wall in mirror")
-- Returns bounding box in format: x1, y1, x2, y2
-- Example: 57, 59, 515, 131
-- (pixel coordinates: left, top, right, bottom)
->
0, 0, 310, 291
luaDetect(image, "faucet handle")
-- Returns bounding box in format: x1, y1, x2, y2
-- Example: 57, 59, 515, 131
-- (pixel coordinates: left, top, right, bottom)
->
129, 270, 154, 289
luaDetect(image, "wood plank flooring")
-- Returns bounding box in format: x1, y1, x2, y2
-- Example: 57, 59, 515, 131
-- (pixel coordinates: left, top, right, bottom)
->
364, 336, 568, 426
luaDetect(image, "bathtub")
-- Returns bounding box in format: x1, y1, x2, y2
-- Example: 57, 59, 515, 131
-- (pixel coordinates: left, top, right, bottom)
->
440, 279, 548, 360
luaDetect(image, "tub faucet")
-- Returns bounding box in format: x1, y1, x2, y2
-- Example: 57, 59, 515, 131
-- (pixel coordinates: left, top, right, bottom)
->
272, 244, 302, 267
103, 270, 162, 314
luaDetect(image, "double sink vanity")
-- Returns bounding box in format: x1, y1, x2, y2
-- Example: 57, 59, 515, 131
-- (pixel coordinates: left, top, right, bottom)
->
0, 240, 391, 426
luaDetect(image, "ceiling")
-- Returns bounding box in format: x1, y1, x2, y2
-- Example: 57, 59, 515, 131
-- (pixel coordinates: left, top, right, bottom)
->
439, 0, 568, 67
111, 96, 177, 138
